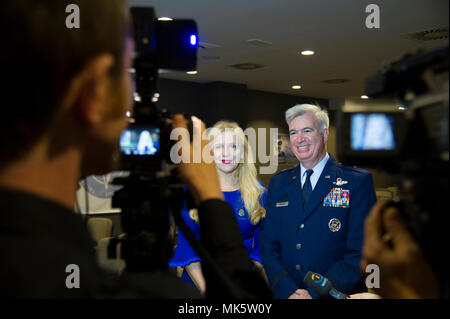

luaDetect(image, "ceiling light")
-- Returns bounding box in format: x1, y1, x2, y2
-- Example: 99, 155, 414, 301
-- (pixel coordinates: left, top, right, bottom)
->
186, 71, 198, 75
158, 17, 173, 21
361, 95, 369, 99
301, 50, 314, 56
398, 106, 406, 110
292, 85, 302, 90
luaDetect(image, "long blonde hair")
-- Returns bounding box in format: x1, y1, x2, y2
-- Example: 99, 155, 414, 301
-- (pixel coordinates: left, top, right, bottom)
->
190, 121, 266, 225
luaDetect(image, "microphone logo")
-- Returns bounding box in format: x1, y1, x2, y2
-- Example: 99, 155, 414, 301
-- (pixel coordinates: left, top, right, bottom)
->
311, 273, 328, 287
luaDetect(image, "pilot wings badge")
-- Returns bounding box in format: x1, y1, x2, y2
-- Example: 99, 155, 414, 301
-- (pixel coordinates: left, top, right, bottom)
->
333, 178, 348, 186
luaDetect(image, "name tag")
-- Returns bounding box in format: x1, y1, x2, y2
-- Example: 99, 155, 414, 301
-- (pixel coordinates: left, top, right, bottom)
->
276, 201, 289, 207
323, 188, 350, 208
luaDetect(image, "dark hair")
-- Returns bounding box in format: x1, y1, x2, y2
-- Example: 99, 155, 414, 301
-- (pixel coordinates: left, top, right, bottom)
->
0, 0, 129, 162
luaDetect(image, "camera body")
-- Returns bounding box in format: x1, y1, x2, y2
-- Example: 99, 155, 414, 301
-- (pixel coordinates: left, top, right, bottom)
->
337, 47, 448, 173
110, 7, 198, 271
118, 7, 197, 174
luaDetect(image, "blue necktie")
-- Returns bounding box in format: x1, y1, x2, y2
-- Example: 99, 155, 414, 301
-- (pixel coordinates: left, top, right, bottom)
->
302, 169, 314, 206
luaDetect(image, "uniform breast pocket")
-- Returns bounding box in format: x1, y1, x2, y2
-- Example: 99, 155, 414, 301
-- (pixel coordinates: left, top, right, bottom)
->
270, 200, 293, 230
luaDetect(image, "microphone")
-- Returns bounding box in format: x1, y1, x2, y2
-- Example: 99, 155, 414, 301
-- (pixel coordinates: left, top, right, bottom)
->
303, 271, 348, 299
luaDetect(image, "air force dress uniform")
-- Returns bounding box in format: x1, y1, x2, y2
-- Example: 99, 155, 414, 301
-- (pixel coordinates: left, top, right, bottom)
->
259, 154, 376, 298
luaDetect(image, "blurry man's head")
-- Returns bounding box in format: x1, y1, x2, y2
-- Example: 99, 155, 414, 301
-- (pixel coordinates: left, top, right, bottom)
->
0, 0, 133, 176
285, 104, 329, 169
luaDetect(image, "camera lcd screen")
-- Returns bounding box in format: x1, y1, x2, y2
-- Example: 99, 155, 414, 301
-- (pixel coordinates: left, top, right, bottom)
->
350, 113, 396, 150
120, 126, 160, 155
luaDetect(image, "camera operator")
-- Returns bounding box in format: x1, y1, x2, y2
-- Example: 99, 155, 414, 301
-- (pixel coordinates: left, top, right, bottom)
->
0, 0, 270, 299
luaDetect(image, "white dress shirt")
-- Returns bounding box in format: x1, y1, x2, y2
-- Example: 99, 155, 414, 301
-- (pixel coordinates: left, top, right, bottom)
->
300, 152, 330, 190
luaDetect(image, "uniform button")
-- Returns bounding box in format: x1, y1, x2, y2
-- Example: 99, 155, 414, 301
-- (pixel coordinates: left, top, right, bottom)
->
299, 224, 305, 229
296, 243, 302, 250
295, 264, 301, 270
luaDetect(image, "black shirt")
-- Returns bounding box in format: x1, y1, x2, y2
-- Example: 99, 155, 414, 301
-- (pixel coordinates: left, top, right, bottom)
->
0, 187, 199, 298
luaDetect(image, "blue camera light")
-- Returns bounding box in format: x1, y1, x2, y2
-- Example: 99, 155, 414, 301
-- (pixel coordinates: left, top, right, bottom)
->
190, 34, 197, 46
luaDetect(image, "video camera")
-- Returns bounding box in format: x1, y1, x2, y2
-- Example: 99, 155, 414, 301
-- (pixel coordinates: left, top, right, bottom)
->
336, 46, 449, 296
111, 7, 198, 272
118, 7, 197, 174
336, 46, 448, 172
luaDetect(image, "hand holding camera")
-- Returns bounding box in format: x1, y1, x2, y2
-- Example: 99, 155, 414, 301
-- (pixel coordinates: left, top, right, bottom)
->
361, 201, 438, 299
172, 114, 223, 206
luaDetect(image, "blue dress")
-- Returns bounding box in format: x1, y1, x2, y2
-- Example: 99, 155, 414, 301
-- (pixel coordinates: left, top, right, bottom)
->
169, 184, 267, 286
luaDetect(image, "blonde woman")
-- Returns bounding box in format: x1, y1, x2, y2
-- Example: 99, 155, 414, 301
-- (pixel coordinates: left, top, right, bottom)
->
169, 121, 267, 294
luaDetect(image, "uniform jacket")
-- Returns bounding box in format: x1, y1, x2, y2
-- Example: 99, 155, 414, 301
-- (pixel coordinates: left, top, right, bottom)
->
259, 155, 376, 298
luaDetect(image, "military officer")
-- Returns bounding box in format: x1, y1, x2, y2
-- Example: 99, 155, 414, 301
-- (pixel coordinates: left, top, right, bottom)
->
259, 104, 376, 299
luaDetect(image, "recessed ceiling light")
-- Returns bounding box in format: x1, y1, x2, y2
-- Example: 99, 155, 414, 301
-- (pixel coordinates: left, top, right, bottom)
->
361, 95, 369, 99
292, 85, 302, 90
158, 17, 173, 21
301, 50, 314, 56
186, 71, 198, 75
